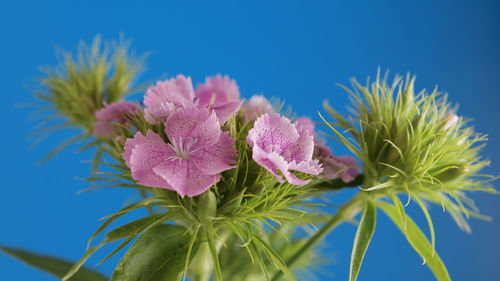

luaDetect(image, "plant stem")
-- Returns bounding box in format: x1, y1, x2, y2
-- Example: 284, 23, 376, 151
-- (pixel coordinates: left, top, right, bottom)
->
139, 189, 154, 215
270, 192, 365, 281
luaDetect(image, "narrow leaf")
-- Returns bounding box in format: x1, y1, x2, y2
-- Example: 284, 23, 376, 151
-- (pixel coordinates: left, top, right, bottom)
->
376, 201, 451, 281
349, 199, 377, 281
0, 246, 107, 281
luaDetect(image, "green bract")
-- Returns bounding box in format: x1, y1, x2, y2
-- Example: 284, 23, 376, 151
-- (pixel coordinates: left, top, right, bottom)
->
319, 71, 497, 281
29, 36, 145, 162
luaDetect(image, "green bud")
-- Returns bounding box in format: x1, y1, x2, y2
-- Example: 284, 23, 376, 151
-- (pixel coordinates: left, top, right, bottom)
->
434, 165, 468, 183
198, 190, 217, 222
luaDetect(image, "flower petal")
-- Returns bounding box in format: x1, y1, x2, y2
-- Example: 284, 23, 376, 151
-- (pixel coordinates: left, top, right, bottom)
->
191, 131, 236, 175
241, 95, 274, 122
209, 100, 243, 124
320, 155, 360, 183
165, 107, 221, 148
246, 113, 299, 154
125, 131, 175, 189
153, 159, 219, 197
195, 74, 240, 106
144, 75, 195, 121
95, 101, 141, 122
282, 126, 315, 163
294, 117, 316, 137
289, 159, 323, 176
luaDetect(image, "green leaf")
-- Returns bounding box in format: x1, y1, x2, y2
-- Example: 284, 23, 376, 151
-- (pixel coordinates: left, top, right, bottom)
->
64, 214, 168, 281
0, 245, 108, 281
376, 201, 452, 281
349, 199, 377, 281
111, 224, 199, 281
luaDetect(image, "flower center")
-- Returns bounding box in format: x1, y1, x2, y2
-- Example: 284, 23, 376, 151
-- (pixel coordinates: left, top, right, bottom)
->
170, 136, 198, 160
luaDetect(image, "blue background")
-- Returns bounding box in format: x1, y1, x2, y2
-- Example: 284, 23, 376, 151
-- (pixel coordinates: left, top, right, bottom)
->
1, 1, 499, 280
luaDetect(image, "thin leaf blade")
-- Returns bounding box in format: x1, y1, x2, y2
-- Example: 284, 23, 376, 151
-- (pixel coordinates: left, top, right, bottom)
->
376, 201, 451, 281
349, 199, 377, 281
0, 246, 108, 281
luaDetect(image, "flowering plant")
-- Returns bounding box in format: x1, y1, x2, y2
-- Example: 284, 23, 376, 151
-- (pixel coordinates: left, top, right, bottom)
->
2, 37, 496, 281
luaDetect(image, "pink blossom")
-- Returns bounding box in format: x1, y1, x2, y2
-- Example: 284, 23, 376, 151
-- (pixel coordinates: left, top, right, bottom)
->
246, 113, 323, 185
293, 117, 360, 183
294, 117, 316, 136
143, 75, 196, 123
93, 101, 141, 137
123, 107, 236, 197
195, 74, 242, 123
315, 143, 360, 183
241, 95, 274, 122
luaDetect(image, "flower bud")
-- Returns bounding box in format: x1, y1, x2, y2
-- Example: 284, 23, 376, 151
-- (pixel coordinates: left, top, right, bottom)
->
198, 190, 217, 222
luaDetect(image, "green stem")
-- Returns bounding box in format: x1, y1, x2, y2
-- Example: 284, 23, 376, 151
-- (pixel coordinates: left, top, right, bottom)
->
139, 189, 154, 215
270, 192, 366, 281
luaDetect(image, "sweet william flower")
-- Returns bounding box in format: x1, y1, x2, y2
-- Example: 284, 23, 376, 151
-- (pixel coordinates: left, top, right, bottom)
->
246, 113, 323, 185
315, 143, 360, 182
195, 74, 243, 123
143, 74, 196, 123
93, 101, 141, 138
294, 116, 360, 183
123, 107, 236, 197
241, 95, 274, 122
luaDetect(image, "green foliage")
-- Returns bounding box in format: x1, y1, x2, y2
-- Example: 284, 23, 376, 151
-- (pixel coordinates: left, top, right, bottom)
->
111, 224, 199, 281
30, 35, 145, 162
324, 71, 496, 230
349, 199, 376, 281
376, 201, 451, 281
0, 245, 108, 281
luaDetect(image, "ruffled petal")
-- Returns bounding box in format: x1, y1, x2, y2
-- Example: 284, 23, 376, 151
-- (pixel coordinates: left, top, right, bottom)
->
191, 131, 236, 175
241, 95, 274, 122
165, 107, 221, 148
251, 148, 286, 183
289, 159, 323, 176
320, 155, 360, 183
294, 117, 316, 137
282, 128, 315, 163
266, 152, 310, 185
246, 113, 299, 153
144, 75, 195, 121
95, 101, 141, 122
209, 100, 243, 124
125, 131, 175, 189
153, 159, 219, 197
195, 74, 240, 106
123, 130, 162, 167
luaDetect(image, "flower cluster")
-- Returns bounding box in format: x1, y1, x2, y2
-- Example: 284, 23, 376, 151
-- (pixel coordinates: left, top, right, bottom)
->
144, 74, 242, 124
102, 74, 355, 197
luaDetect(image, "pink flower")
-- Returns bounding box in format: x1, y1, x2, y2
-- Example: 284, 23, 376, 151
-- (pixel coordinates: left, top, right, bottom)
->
315, 143, 360, 183
294, 117, 316, 136
93, 101, 141, 138
195, 74, 243, 123
123, 107, 236, 197
246, 113, 323, 185
143, 75, 196, 123
241, 95, 274, 122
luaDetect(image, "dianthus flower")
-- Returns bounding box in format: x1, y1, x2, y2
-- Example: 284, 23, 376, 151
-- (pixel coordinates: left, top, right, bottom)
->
195, 74, 242, 123
93, 101, 141, 138
143, 74, 195, 123
314, 143, 359, 182
241, 95, 274, 122
123, 107, 236, 197
246, 113, 323, 185
144, 74, 242, 124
